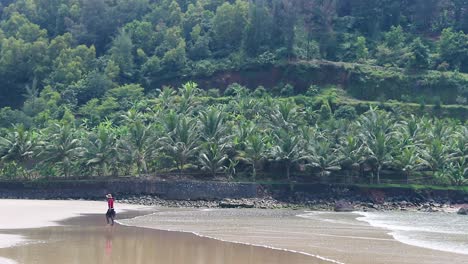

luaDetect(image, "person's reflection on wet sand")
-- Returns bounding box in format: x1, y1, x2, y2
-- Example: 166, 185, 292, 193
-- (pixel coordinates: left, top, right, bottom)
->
105, 227, 114, 262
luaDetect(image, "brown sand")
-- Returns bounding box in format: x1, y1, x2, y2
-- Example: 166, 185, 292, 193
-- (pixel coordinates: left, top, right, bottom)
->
119, 209, 468, 264
0, 212, 325, 264
1, 200, 468, 264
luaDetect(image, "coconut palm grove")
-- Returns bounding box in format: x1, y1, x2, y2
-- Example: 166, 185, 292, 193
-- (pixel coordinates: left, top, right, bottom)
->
0, 0, 466, 186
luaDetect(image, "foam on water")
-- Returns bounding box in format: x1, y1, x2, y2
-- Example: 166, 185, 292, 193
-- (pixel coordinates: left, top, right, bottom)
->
0, 235, 26, 249
355, 211, 468, 255
297, 211, 365, 226
0, 235, 22, 264
0, 257, 16, 264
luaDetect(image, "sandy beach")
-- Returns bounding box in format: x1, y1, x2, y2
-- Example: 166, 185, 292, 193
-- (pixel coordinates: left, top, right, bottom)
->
0, 200, 322, 264
119, 208, 468, 264
1, 200, 468, 264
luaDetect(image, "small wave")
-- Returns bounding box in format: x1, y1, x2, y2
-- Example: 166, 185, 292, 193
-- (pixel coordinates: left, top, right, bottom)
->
391, 231, 468, 255
356, 211, 468, 255
0, 257, 17, 264
356, 212, 468, 235
0, 234, 27, 249
117, 213, 345, 264
297, 211, 364, 226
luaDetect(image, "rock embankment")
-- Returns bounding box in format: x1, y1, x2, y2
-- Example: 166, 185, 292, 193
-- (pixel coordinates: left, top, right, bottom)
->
1, 180, 466, 213
118, 194, 464, 213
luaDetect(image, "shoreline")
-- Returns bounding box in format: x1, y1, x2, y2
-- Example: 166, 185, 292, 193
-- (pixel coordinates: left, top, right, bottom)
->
1, 194, 466, 214
1, 199, 468, 264
1, 180, 467, 208
117, 195, 466, 214
115, 213, 344, 264
118, 208, 468, 264
118, 209, 468, 264
0, 205, 327, 264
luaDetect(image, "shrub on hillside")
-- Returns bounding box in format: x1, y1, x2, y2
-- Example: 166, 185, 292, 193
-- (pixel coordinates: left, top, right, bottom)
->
334, 105, 357, 120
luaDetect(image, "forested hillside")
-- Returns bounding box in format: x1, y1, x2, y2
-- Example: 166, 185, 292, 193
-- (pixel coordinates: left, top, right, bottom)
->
0, 1, 466, 184
0, 0, 467, 108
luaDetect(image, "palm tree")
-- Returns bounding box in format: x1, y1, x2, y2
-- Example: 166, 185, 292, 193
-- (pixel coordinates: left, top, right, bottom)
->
358, 107, 396, 184
451, 126, 468, 159
0, 125, 37, 174
396, 115, 424, 147
178, 82, 200, 114
439, 127, 467, 185
122, 120, 155, 175
437, 157, 467, 186
394, 146, 426, 184
239, 133, 268, 181
421, 139, 448, 178
159, 116, 199, 173
122, 108, 143, 121
157, 86, 176, 110
85, 122, 118, 176
38, 124, 85, 177
233, 98, 261, 120
269, 99, 301, 131
270, 129, 305, 181
199, 143, 227, 177
232, 121, 255, 151
363, 130, 396, 184
307, 138, 341, 178
359, 106, 394, 134
336, 135, 364, 183
198, 107, 228, 144
23, 77, 40, 114
161, 110, 179, 134
430, 118, 453, 141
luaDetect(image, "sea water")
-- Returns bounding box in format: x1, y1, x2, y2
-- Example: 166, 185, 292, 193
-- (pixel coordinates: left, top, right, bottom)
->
356, 211, 468, 255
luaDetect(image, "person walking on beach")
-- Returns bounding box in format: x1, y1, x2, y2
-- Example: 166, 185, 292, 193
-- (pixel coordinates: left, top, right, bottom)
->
106, 194, 116, 225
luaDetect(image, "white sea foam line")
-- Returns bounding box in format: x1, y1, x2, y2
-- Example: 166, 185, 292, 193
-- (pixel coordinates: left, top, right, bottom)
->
202, 232, 395, 242
0, 257, 17, 264
355, 212, 468, 255
116, 216, 346, 264
296, 211, 369, 227
390, 231, 468, 255
244, 229, 395, 242
355, 212, 468, 235
0, 234, 25, 249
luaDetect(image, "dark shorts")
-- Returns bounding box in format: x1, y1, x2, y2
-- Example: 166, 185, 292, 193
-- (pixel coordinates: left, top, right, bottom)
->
106, 209, 116, 218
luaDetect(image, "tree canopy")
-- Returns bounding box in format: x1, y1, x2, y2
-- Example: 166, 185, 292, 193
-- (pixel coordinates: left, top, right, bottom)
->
0, 1, 466, 185
0, 0, 467, 108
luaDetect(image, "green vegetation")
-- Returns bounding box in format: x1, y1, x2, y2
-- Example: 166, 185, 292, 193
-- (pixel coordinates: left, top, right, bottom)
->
0, 0, 467, 107
0, 1, 466, 186
0, 82, 466, 186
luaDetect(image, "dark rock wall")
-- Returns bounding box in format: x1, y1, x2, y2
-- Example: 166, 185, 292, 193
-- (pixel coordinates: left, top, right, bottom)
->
0, 180, 466, 204
0, 180, 258, 200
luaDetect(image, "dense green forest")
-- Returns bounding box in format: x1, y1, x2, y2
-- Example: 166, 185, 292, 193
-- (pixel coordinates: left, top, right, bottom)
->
0, 83, 466, 185
0, 0, 467, 107
0, 0, 466, 184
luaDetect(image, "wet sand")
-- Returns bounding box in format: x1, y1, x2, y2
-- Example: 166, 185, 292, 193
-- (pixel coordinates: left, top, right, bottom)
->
0, 213, 324, 264
0, 200, 148, 230
120, 209, 468, 264
2, 200, 468, 264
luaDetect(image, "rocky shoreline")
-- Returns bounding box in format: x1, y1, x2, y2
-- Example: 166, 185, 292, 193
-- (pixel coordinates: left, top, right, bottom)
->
2, 179, 467, 214
118, 194, 468, 214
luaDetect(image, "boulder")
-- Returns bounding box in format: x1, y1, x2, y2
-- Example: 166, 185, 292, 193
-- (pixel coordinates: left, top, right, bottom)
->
219, 199, 254, 208
334, 200, 355, 212
457, 207, 468, 215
